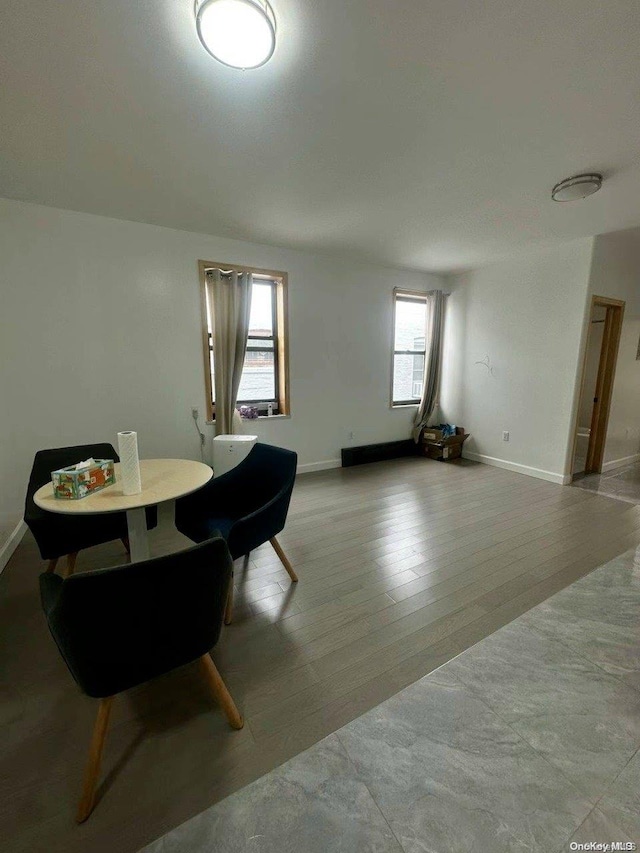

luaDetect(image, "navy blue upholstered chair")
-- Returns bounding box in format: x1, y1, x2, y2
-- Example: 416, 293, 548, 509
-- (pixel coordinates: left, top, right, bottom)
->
40, 536, 242, 823
25, 443, 157, 576
175, 442, 298, 623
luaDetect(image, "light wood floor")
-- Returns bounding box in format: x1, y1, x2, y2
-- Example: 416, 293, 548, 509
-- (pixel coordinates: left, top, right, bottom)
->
4, 457, 640, 853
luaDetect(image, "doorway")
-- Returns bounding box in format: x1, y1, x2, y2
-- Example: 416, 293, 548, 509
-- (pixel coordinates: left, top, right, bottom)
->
571, 296, 625, 479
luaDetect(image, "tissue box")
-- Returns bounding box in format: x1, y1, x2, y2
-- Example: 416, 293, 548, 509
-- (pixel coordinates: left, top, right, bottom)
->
52, 459, 115, 500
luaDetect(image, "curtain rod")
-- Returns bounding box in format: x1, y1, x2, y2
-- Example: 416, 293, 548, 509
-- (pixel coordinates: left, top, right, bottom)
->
208, 271, 450, 295
395, 288, 451, 296
205, 268, 274, 279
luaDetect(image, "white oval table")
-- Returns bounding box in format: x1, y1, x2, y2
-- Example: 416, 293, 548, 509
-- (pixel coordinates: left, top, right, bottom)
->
33, 458, 212, 563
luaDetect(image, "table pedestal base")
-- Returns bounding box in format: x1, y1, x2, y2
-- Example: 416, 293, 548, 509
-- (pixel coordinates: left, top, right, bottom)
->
126, 508, 150, 563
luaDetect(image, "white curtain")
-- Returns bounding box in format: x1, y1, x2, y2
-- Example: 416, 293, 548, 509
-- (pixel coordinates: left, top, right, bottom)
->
412, 290, 445, 442
205, 269, 253, 436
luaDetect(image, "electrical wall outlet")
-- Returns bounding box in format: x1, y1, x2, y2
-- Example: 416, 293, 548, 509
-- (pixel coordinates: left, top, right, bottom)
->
191, 407, 199, 419
502, 430, 510, 442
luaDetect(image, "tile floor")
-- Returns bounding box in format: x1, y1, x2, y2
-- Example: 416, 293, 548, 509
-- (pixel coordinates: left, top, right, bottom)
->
142, 546, 640, 853
573, 461, 640, 505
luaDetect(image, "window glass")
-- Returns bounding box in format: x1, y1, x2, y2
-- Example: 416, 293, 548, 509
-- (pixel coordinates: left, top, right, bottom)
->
392, 295, 427, 404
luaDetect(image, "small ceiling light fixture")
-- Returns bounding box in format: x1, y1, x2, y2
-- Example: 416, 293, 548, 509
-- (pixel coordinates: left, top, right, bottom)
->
551, 172, 603, 202
195, 0, 276, 69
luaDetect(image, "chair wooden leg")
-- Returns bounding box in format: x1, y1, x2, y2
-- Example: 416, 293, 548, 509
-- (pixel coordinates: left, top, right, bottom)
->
76, 696, 114, 823
46, 558, 58, 573
121, 536, 130, 555
199, 654, 244, 730
65, 552, 79, 577
224, 572, 234, 626
269, 537, 298, 582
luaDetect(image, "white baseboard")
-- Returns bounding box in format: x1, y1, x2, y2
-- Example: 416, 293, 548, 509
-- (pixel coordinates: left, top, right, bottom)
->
601, 453, 640, 473
297, 459, 341, 474
463, 451, 568, 485
0, 520, 27, 575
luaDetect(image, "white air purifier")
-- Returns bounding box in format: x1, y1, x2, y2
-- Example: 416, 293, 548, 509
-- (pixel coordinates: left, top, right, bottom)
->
212, 434, 258, 477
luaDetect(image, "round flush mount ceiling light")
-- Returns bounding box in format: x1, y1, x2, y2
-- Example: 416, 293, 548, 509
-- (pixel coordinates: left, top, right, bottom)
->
195, 0, 276, 69
551, 173, 603, 202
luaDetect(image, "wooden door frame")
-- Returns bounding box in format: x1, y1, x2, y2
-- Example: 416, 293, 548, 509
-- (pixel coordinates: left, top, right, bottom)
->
576, 295, 625, 475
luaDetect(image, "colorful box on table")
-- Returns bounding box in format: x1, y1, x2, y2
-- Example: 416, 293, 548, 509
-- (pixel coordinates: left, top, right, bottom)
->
52, 459, 115, 500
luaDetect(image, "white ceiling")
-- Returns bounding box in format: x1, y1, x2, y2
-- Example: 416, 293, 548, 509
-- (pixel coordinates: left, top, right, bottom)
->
1, 0, 639, 271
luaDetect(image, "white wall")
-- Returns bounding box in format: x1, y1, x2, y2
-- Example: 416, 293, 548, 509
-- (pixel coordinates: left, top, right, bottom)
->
440, 239, 594, 483
0, 198, 443, 549
587, 228, 640, 468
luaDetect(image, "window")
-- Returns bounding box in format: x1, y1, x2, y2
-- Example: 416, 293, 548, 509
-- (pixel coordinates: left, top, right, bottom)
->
392, 290, 428, 405
200, 262, 289, 421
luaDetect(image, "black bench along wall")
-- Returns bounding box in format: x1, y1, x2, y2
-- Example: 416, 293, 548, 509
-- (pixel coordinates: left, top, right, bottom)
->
341, 439, 419, 468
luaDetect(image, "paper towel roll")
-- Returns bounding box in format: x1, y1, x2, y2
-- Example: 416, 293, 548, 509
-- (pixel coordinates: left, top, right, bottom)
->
117, 431, 142, 495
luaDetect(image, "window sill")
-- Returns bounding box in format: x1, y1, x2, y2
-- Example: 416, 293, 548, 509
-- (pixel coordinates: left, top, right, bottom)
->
205, 413, 290, 426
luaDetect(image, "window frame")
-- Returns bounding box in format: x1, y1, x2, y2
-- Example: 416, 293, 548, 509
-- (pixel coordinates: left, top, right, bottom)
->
391, 288, 429, 407
235, 278, 279, 407
199, 260, 290, 423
